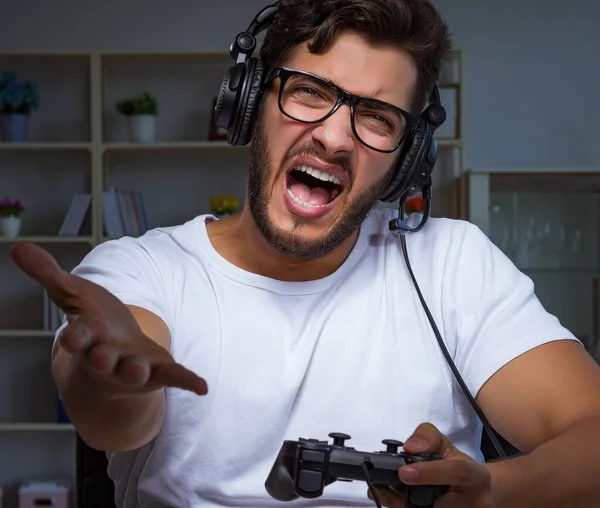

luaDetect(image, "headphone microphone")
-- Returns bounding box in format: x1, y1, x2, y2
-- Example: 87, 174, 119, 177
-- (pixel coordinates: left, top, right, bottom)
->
389, 182, 432, 234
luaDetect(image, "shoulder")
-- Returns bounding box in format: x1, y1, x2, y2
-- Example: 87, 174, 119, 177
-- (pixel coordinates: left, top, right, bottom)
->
81, 214, 213, 270
364, 206, 489, 268
72, 214, 215, 299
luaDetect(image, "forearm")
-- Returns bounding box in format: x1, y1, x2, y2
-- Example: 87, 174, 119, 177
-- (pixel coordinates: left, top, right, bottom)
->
53, 348, 165, 452
486, 413, 600, 507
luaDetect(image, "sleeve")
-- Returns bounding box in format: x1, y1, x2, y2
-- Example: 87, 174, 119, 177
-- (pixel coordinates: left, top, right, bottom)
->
443, 221, 581, 398
52, 236, 173, 354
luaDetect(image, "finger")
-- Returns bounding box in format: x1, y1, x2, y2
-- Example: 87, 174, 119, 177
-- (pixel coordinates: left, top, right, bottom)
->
151, 362, 209, 395
57, 318, 95, 355
116, 356, 152, 387
86, 343, 121, 376
11, 242, 79, 310
398, 457, 491, 489
403, 422, 456, 458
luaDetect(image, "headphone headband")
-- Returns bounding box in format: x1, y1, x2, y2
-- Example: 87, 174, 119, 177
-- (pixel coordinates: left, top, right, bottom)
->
229, 1, 299, 62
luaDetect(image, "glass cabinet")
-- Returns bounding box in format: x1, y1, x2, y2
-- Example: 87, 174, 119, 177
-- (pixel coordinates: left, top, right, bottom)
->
454, 168, 600, 362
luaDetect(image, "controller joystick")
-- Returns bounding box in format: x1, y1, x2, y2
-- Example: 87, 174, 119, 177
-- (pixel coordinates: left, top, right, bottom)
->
329, 432, 351, 447
265, 433, 450, 508
382, 439, 404, 454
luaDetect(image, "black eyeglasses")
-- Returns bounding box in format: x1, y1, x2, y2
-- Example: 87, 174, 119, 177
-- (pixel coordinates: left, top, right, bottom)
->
264, 67, 417, 153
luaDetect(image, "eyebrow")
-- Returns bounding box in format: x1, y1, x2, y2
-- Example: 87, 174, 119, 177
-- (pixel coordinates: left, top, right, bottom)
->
314, 73, 388, 103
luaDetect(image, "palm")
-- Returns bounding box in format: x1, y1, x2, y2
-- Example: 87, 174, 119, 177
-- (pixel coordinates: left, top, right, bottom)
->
10, 242, 207, 396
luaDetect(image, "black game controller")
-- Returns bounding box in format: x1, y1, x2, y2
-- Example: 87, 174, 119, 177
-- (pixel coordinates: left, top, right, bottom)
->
265, 432, 450, 508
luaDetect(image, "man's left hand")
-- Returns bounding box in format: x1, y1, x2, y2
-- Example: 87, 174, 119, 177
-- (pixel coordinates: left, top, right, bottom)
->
368, 423, 495, 507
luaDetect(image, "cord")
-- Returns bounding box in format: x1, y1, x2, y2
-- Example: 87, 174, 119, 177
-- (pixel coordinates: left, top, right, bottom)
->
397, 204, 507, 460
361, 462, 382, 508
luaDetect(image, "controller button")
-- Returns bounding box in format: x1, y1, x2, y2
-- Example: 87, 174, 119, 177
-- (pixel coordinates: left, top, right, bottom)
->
301, 449, 326, 464
407, 487, 435, 507
297, 470, 323, 493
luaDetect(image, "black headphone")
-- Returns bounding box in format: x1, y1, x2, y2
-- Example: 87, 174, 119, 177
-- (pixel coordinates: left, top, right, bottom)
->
214, 0, 447, 214
214, 0, 513, 465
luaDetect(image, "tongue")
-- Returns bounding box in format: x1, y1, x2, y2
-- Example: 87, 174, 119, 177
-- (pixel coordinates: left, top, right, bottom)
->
289, 182, 330, 206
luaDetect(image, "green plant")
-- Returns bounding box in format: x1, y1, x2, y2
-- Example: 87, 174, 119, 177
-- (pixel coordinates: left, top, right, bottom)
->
116, 91, 158, 116
0, 71, 40, 114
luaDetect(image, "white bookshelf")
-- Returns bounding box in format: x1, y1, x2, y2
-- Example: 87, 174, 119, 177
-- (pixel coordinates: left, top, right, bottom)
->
0, 49, 251, 508
0, 48, 464, 506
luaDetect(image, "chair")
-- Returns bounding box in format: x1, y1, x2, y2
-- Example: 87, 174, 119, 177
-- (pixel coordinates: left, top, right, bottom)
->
76, 435, 116, 508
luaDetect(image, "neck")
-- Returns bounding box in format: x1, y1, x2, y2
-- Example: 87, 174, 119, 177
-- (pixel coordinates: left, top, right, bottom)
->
206, 206, 359, 282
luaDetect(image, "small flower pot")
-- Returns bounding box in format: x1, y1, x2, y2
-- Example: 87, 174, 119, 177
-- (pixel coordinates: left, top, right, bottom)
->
0, 113, 29, 142
0, 216, 21, 237
127, 114, 156, 143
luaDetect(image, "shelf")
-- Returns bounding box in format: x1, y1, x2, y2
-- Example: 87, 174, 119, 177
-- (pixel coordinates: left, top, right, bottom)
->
102, 141, 248, 152
0, 330, 56, 338
0, 423, 74, 432
0, 142, 91, 152
0, 235, 94, 244
0, 51, 89, 59
100, 49, 230, 63
436, 138, 462, 147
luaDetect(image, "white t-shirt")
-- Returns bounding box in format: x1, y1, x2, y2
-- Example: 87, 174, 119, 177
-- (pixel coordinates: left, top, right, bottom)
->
65, 207, 577, 507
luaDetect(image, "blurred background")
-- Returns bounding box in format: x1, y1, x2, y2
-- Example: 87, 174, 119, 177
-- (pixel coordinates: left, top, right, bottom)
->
0, 0, 598, 506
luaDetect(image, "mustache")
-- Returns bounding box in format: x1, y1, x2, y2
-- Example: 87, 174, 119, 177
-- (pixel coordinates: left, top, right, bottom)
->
281, 143, 353, 179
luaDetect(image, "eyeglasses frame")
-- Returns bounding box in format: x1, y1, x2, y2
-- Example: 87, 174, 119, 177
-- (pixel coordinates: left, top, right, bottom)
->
263, 66, 419, 153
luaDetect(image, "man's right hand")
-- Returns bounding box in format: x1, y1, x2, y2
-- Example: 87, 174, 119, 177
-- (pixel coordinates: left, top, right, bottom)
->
11, 241, 208, 398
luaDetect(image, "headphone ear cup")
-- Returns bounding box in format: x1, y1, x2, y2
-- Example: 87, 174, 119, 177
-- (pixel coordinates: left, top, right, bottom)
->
214, 64, 237, 133
379, 120, 432, 203
229, 58, 265, 146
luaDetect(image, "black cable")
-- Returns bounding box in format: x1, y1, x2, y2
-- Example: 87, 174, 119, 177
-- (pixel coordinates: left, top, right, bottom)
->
361, 462, 382, 508
398, 200, 507, 460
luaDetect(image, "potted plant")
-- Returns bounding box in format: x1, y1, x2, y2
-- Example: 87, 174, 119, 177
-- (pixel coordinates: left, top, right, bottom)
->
116, 91, 158, 143
0, 71, 40, 142
0, 197, 24, 237
209, 196, 240, 218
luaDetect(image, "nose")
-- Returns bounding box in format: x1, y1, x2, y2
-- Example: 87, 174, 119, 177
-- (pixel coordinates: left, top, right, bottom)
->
310, 105, 355, 156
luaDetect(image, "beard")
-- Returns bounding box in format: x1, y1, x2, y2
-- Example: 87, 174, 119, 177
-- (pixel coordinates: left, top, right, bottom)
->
246, 107, 395, 261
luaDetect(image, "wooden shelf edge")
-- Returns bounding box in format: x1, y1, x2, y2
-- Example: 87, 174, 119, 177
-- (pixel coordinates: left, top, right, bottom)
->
0, 142, 91, 151
0, 235, 94, 244
102, 141, 247, 151
0, 330, 56, 338
0, 423, 74, 432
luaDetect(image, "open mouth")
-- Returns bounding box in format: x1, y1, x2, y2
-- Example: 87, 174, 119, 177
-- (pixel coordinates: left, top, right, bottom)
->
285, 164, 345, 209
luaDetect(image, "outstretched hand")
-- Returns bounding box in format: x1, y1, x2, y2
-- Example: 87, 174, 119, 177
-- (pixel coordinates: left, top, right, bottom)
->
11, 241, 208, 397
369, 423, 494, 508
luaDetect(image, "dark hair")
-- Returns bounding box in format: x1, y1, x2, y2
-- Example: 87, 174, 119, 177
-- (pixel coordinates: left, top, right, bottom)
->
260, 0, 452, 114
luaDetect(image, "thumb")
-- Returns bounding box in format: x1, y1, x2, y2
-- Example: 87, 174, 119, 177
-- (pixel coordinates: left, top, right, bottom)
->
11, 242, 77, 306
403, 422, 457, 459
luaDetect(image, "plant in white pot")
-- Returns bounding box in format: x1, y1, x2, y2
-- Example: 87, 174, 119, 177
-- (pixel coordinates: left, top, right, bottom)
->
0, 71, 40, 143
0, 196, 24, 237
116, 91, 159, 143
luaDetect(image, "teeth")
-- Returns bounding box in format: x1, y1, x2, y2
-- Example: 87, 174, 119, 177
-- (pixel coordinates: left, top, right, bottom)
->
286, 187, 328, 208
296, 164, 342, 186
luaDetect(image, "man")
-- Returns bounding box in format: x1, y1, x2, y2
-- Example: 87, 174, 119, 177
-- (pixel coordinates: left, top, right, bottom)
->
11, 0, 600, 507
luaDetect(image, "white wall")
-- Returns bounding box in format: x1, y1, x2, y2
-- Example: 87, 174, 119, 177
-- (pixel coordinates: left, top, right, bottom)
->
0, 0, 598, 171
